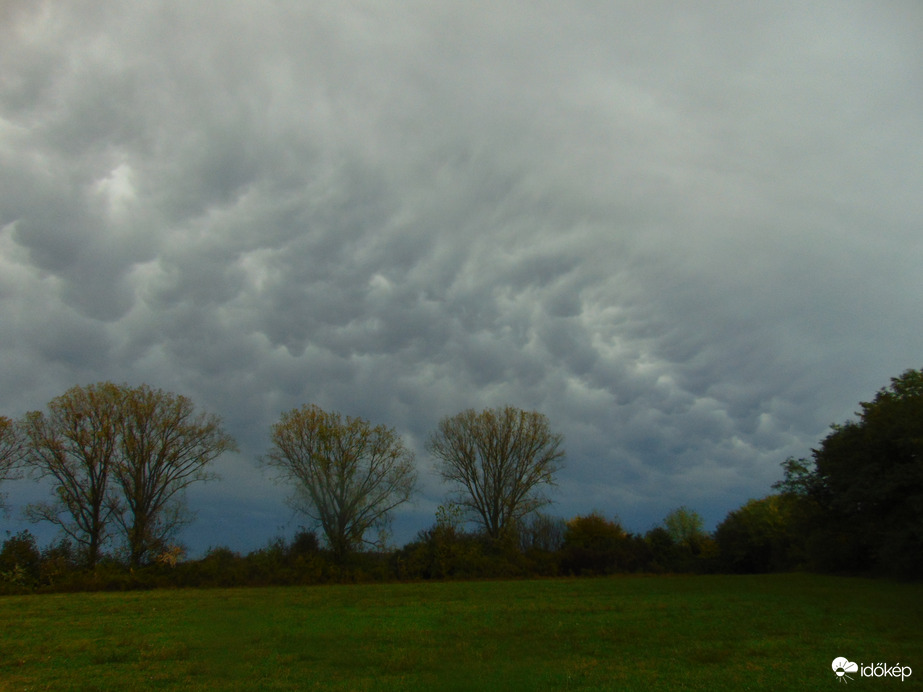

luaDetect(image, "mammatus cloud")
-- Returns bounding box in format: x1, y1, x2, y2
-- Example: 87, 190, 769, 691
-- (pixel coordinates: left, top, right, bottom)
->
1, 1, 921, 550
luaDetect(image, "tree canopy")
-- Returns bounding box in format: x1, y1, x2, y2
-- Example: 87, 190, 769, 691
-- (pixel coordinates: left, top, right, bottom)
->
662, 506, 707, 553
112, 385, 237, 567
776, 368, 923, 576
427, 406, 565, 540
22, 383, 123, 567
21, 383, 236, 568
715, 495, 802, 573
263, 404, 417, 560
0, 416, 25, 512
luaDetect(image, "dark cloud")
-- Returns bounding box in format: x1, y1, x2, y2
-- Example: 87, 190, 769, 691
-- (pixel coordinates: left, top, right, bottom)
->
2, 1, 921, 551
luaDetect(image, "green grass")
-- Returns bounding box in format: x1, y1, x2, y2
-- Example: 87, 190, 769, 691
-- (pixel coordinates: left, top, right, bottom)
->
1, 574, 920, 691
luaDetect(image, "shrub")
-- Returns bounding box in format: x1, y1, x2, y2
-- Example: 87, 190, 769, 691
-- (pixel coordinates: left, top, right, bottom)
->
715, 495, 801, 573
0, 531, 41, 591
561, 513, 633, 575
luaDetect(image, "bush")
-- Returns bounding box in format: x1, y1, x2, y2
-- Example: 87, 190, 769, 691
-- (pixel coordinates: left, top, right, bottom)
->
561, 513, 634, 575
715, 495, 802, 573
39, 539, 79, 588
0, 531, 41, 591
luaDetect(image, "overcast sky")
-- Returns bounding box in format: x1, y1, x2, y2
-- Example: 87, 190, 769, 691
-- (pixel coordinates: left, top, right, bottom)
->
2, 1, 921, 554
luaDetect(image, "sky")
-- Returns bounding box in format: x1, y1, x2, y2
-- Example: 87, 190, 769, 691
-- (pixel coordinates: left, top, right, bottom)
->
1, 1, 921, 555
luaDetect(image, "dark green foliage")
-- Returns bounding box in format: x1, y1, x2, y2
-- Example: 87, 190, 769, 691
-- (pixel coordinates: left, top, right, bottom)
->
643, 526, 679, 573
397, 523, 478, 580
38, 538, 79, 587
396, 524, 524, 580
774, 369, 923, 577
0, 530, 41, 591
561, 512, 633, 575
714, 495, 803, 573
822, 371, 923, 576
289, 528, 321, 555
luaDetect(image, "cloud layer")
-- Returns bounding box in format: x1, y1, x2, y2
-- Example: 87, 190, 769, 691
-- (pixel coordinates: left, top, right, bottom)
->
2, 1, 921, 550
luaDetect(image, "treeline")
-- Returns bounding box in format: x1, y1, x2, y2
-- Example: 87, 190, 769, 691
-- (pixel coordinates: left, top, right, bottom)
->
1, 369, 921, 593
0, 507, 716, 593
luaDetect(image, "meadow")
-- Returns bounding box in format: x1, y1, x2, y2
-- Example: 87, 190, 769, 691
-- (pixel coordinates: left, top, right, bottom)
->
1, 573, 920, 691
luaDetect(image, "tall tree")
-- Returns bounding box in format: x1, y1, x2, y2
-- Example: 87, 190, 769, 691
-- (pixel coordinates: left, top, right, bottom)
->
263, 404, 417, 560
112, 385, 237, 567
775, 369, 923, 576
662, 506, 706, 553
0, 416, 24, 511
22, 383, 236, 568
714, 495, 802, 573
21, 383, 122, 568
427, 406, 565, 540
811, 369, 923, 576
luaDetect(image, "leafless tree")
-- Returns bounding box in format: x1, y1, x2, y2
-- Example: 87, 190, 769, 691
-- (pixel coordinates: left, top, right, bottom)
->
21, 383, 122, 568
22, 383, 236, 568
518, 512, 568, 553
263, 404, 417, 560
0, 416, 25, 512
112, 385, 237, 567
427, 406, 565, 540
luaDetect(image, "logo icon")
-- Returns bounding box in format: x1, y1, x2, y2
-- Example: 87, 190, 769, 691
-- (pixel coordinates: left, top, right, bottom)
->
832, 657, 859, 683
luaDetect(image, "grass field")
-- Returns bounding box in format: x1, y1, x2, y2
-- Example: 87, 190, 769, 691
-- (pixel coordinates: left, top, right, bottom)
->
1, 573, 920, 691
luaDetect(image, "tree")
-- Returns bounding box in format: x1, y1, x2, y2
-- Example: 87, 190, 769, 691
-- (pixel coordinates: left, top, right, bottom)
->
21, 383, 122, 568
561, 512, 631, 575
792, 368, 923, 576
263, 404, 417, 560
0, 416, 24, 510
714, 495, 802, 573
427, 406, 565, 540
22, 383, 236, 569
112, 384, 237, 567
0, 531, 41, 590
518, 512, 567, 554
0, 416, 23, 480
662, 506, 706, 553
771, 456, 829, 570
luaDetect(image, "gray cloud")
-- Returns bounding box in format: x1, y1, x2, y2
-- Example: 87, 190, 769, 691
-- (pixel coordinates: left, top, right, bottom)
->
2, 1, 922, 550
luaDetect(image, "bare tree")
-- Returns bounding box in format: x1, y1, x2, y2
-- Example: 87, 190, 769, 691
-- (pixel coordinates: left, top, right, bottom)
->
0, 416, 23, 480
0, 416, 25, 511
263, 404, 417, 560
427, 406, 565, 540
518, 512, 568, 553
112, 385, 237, 567
21, 383, 122, 568
22, 383, 236, 568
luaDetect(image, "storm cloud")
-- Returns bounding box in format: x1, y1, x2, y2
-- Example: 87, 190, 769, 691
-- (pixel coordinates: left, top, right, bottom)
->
2, 1, 921, 550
